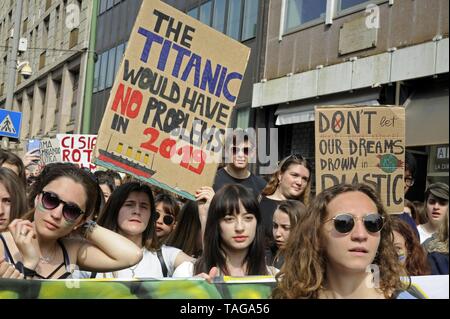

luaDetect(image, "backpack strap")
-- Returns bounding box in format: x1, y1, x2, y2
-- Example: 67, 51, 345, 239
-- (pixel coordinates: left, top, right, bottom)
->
156, 248, 168, 277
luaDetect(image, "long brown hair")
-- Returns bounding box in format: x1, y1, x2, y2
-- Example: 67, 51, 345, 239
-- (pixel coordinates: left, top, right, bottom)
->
272, 183, 407, 299
0, 167, 28, 222
261, 154, 312, 205
391, 218, 431, 276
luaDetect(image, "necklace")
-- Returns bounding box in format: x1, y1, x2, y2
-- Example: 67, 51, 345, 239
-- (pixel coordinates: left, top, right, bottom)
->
129, 262, 140, 277
39, 247, 57, 264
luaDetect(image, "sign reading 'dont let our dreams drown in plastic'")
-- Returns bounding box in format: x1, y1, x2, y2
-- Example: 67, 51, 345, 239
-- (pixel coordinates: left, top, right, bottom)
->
315, 105, 405, 214
93, 1, 250, 200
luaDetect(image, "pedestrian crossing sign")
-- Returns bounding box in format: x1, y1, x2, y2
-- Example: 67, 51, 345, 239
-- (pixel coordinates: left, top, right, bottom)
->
0, 109, 22, 139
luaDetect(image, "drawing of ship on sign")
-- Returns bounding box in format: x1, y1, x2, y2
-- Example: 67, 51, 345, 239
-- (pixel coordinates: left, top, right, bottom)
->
98, 137, 156, 178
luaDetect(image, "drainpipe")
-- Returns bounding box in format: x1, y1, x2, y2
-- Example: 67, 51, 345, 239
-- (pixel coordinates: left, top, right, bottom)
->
81, 0, 98, 134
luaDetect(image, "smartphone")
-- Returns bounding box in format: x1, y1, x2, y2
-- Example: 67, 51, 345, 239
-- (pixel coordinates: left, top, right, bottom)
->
27, 139, 41, 161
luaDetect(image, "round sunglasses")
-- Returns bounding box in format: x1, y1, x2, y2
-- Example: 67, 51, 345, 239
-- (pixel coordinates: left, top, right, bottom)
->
41, 191, 85, 223
155, 211, 175, 226
325, 213, 384, 234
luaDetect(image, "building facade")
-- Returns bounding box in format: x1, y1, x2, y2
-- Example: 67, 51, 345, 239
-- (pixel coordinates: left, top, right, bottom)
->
253, 0, 449, 199
0, 0, 94, 153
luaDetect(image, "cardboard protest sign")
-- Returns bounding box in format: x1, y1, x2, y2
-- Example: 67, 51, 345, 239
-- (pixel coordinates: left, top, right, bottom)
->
93, 1, 250, 200
40, 138, 61, 165
315, 105, 405, 213
57, 134, 97, 171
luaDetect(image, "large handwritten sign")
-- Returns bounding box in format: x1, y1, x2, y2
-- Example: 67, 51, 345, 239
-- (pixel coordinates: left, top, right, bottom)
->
315, 105, 405, 213
58, 134, 97, 171
93, 1, 250, 200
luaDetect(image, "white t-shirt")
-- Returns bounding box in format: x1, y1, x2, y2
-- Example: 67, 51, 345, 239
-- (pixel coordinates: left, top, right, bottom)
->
172, 261, 279, 278
73, 245, 181, 279
417, 225, 434, 244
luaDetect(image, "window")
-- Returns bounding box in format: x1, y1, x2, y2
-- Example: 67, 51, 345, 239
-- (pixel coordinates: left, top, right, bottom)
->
242, 0, 258, 41
285, 0, 327, 31
99, 0, 107, 14
114, 43, 125, 78
199, 1, 212, 26
98, 51, 108, 91
340, 0, 370, 10
188, 8, 198, 19
212, 0, 226, 32
226, 0, 242, 40
106, 47, 116, 88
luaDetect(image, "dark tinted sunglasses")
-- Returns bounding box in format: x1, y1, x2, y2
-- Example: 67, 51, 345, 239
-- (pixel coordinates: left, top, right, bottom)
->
231, 146, 250, 155
41, 191, 85, 223
325, 213, 384, 234
155, 211, 175, 226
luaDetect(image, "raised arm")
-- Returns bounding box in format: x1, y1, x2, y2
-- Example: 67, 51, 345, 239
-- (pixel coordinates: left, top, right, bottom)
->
195, 186, 214, 249
73, 222, 143, 272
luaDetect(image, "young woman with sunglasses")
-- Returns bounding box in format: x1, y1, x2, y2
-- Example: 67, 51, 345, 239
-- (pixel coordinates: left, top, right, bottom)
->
272, 183, 414, 299
259, 154, 312, 254
79, 182, 194, 279
154, 193, 179, 243
0, 164, 143, 280
173, 184, 277, 280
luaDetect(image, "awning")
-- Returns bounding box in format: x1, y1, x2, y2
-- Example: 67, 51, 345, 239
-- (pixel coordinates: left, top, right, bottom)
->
405, 88, 449, 147
275, 89, 380, 126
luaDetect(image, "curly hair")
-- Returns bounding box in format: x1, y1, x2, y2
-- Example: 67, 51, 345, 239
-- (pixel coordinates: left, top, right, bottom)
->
261, 154, 312, 205
391, 218, 431, 276
272, 183, 407, 299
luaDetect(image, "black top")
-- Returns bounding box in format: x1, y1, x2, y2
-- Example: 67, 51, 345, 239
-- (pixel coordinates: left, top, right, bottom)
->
0, 233, 72, 279
213, 167, 267, 199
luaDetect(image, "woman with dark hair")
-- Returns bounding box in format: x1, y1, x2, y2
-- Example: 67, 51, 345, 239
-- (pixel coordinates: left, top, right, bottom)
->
259, 154, 312, 252
173, 184, 277, 280
391, 218, 431, 276
270, 200, 306, 268
0, 149, 26, 186
166, 200, 203, 258
0, 163, 142, 279
0, 168, 28, 231
272, 183, 415, 299
154, 193, 180, 242
94, 171, 115, 202
82, 182, 193, 278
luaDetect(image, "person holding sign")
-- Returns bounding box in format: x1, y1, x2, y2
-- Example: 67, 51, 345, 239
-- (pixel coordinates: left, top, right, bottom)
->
0, 164, 143, 280
272, 183, 416, 299
82, 182, 193, 279
0, 168, 27, 232
172, 184, 278, 280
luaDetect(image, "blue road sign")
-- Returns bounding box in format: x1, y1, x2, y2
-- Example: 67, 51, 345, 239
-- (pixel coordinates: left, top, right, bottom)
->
0, 109, 22, 139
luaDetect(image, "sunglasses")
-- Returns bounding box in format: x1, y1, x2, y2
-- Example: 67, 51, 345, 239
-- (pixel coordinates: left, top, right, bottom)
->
231, 146, 250, 156
155, 211, 175, 226
41, 191, 85, 223
325, 213, 384, 234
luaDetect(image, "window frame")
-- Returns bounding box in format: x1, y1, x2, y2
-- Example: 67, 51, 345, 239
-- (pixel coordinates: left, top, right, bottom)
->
336, 0, 388, 18
283, 0, 328, 35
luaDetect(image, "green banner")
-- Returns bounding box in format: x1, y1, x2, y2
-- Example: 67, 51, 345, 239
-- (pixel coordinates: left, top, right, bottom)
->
0, 278, 275, 299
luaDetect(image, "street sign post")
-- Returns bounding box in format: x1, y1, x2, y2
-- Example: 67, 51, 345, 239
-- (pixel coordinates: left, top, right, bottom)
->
0, 109, 22, 140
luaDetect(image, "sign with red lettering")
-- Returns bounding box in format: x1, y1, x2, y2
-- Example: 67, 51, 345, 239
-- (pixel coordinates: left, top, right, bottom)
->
93, 1, 250, 200
315, 105, 405, 214
57, 134, 97, 171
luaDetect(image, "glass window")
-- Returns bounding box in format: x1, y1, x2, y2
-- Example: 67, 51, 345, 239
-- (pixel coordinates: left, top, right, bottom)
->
114, 43, 125, 79
99, 0, 107, 14
114, 0, 121, 5
93, 59, 100, 93
212, 0, 226, 32
98, 51, 108, 91
340, 0, 369, 10
226, 0, 242, 40
188, 8, 198, 19
199, 1, 212, 26
236, 107, 250, 129
107, 0, 114, 10
106, 47, 116, 88
285, 0, 327, 31
242, 0, 258, 41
